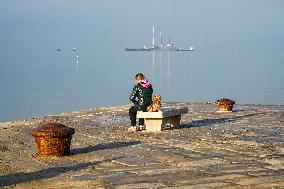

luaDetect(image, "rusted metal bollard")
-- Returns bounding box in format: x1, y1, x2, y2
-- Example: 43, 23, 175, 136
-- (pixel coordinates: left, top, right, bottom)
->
31, 123, 75, 156
215, 98, 235, 112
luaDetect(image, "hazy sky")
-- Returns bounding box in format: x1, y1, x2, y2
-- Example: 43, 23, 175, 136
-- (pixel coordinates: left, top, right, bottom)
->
1, 0, 284, 53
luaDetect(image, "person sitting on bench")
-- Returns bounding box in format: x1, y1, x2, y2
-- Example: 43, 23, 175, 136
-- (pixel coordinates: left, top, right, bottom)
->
128, 73, 153, 131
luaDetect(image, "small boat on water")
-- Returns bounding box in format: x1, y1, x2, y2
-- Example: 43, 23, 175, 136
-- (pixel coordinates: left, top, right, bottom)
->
125, 26, 194, 52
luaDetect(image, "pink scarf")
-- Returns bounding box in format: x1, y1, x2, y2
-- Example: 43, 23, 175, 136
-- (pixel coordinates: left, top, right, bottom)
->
140, 79, 151, 88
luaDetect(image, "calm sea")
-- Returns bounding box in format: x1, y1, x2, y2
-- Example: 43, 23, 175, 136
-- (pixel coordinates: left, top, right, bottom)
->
0, 50, 283, 122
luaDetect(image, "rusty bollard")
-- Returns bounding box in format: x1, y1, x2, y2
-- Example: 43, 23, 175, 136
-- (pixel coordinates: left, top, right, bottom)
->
215, 98, 235, 112
31, 123, 75, 157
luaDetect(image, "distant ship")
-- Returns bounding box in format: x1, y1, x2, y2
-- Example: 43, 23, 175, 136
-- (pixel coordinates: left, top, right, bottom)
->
125, 26, 194, 52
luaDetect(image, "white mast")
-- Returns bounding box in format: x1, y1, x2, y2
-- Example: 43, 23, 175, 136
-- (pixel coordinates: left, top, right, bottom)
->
160, 31, 163, 46
152, 26, 155, 48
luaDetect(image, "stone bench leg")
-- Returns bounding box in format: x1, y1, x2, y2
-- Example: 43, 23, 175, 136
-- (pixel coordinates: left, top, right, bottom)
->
144, 118, 163, 131
144, 115, 181, 131
164, 115, 181, 129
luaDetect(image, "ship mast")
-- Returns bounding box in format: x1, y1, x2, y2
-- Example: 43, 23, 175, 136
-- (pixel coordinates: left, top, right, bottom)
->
160, 31, 163, 46
152, 26, 155, 48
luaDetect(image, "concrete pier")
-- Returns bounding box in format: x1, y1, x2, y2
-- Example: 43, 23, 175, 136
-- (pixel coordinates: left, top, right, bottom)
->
0, 102, 283, 188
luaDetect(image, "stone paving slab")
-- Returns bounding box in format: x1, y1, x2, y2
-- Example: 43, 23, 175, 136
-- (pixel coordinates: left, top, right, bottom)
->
0, 102, 283, 188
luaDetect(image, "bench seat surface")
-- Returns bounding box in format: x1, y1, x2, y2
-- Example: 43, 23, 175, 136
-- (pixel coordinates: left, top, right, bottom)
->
137, 107, 188, 118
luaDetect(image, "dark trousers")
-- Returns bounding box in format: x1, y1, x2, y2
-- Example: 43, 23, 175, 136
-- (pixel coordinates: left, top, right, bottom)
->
129, 106, 144, 126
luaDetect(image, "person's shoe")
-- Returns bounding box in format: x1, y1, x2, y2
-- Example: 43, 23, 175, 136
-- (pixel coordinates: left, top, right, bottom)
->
138, 125, 146, 130
128, 126, 138, 131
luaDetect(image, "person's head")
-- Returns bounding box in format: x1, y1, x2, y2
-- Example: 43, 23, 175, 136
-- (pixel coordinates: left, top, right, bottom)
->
135, 73, 145, 84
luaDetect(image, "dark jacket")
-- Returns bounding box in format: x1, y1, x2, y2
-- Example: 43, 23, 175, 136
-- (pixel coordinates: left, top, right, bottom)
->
129, 81, 153, 111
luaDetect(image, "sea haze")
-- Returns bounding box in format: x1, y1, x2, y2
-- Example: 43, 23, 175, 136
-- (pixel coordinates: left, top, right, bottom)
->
0, 1, 284, 121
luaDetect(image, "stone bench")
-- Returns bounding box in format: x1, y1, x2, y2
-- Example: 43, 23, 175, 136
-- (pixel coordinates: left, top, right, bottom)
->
137, 107, 188, 131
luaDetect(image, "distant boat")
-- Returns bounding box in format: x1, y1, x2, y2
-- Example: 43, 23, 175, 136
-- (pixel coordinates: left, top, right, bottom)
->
56, 48, 61, 52
180, 47, 194, 51
125, 26, 194, 52
125, 48, 151, 51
